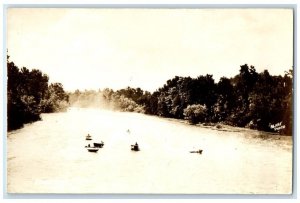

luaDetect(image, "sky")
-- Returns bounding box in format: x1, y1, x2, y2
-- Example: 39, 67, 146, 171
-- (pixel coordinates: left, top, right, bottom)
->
7, 8, 293, 92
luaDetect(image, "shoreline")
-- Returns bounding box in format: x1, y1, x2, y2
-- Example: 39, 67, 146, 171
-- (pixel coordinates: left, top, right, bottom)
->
9, 106, 292, 140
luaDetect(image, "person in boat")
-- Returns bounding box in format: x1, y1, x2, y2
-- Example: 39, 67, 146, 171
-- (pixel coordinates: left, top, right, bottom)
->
131, 142, 139, 150
134, 142, 139, 150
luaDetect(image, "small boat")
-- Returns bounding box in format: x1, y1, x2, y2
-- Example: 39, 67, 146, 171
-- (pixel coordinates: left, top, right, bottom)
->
93, 141, 104, 148
190, 149, 203, 154
86, 134, 92, 140
131, 143, 140, 151
85, 146, 99, 152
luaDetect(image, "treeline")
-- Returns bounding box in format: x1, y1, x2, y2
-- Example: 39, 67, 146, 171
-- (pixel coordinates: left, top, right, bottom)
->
144, 64, 292, 134
7, 57, 69, 131
69, 88, 147, 113
69, 64, 292, 135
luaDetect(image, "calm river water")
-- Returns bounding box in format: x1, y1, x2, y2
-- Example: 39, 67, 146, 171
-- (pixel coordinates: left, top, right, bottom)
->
7, 108, 293, 194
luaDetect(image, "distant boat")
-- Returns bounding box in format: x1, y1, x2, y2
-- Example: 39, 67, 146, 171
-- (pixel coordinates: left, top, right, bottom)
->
86, 134, 92, 140
190, 149, 203, 154
93, 141, 104, 148
131, 143, 140, 151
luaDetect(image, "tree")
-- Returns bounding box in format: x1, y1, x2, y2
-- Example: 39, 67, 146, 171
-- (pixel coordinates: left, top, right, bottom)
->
229, 64, 258, 127
40, 83, 69, 112
183, 104, 207, 124
7, 63, 49, 130
7, 56, 69, 131
144, 91, 159, 115
281, 69, 293, 135
247, 70, 277, 130
213, 77, 234, 122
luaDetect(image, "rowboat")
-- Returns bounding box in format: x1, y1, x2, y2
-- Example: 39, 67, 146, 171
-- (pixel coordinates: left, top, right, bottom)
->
86, 134, 92, 140
86, 147, 99, 152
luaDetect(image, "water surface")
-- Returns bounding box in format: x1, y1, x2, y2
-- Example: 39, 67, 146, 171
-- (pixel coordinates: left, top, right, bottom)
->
7, 108, 292, 194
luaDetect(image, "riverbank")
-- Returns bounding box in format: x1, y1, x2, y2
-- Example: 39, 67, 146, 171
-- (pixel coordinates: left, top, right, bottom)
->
161, 114, 291, 137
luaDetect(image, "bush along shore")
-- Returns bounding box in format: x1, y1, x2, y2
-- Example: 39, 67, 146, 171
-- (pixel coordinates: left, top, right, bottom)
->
69, 64, 293, 135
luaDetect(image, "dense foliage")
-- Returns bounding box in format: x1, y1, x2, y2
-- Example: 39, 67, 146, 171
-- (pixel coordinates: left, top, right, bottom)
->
146, 64, 292, 134
68, 64, 293, 135
7, 57, 69, 131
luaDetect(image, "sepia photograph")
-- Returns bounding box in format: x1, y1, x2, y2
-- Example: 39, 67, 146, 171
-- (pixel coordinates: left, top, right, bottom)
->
6, 7, 293, 195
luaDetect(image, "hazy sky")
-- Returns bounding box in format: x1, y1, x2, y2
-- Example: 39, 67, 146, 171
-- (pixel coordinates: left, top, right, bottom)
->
7, 8, 293, 92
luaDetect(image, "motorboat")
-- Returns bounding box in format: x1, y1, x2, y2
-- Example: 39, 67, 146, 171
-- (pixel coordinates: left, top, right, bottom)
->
93, 141, 104, 148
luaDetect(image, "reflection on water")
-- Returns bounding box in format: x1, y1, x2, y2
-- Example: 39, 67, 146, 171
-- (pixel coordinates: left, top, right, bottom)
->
7, 108, 292, 194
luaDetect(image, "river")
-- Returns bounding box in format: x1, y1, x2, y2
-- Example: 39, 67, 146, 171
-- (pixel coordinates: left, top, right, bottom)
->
7, 108, 293, 194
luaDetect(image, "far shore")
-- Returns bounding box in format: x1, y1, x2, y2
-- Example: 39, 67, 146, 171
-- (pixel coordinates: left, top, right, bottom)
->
67, 106, 293, 139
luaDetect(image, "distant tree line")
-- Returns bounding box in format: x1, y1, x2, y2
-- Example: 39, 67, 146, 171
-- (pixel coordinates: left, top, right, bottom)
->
69, 64, 292, 135
69, 87, 147, 113
7, 56, 69, 131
